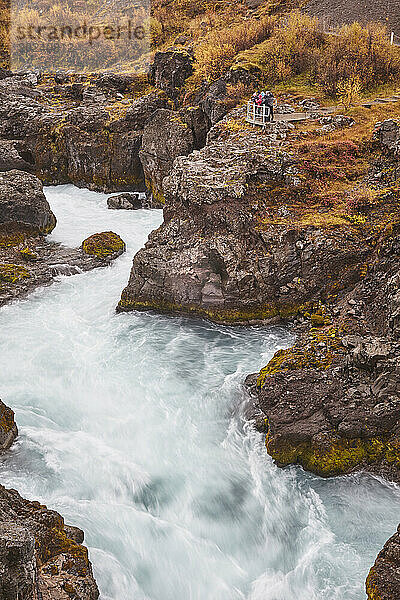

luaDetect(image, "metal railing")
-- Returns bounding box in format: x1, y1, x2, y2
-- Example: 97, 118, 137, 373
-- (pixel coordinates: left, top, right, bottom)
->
246, 102, 271, 126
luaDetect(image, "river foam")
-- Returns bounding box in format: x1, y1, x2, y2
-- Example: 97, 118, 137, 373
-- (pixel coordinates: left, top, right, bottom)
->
0, 185, 399, 599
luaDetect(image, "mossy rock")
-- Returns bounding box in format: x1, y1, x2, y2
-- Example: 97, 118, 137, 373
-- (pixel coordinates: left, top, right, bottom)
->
310, 313, 325, 326
82, 231, 126, 259
0, 263, 30, 283
19, 247, 39, 262
267, 435, 400, 478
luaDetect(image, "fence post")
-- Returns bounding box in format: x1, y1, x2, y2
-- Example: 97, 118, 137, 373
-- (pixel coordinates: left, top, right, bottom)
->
391, 32, 394, 45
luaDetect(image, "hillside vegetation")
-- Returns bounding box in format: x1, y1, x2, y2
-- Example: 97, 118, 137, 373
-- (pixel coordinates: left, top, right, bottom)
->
1, 0, 400, 112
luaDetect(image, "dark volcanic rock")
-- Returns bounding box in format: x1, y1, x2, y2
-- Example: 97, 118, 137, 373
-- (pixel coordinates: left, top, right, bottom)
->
0, 73, 170, 193
373, 119, 400, 155
0, 140, 34, 172
0, 485, 99, 600
0, 400, 17, 451
64, 525, 85, 545
251, 121, 400, 482
200, 79, 230, 126
366, 525, 400, 600
107, 193, 142, 210
0, 522, 35, 600
119, 110, 370, 323
149, 48, 194, 99
0, 170, 56, 234
139, 108, 197, 206
253, 222, 400, 482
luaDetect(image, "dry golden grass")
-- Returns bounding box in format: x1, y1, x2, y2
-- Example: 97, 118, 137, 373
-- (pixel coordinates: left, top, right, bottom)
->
194, 15, 275, 80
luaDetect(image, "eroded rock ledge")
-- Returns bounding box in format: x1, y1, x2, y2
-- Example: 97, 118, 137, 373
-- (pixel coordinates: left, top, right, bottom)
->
247, 119, 400, 483
0, 170, 125, 307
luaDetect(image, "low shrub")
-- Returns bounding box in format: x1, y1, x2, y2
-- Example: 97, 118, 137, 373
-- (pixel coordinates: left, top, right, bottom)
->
194, 15, 275, 80
231, 12, 400, 97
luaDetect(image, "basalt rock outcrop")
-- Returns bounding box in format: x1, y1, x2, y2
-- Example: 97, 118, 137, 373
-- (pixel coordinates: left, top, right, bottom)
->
0, 170, 56, 234
366, 524, 400, 600
0, 485, 99, 600
149, 48, 194, 100
34, 89, 170, 193
0, 71, 171, 195
119, 108, 370, 322
247, 119, 400, 484
0, 70, 214, 202
139, 106, 208, 205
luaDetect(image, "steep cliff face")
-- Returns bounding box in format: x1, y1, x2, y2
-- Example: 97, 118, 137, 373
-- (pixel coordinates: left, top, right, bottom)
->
248, 119, 400, 483
252, 229, 400, 481
139, 106, 208, 206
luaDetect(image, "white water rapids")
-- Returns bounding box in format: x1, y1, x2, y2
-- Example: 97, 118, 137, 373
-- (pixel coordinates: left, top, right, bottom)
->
0, 185, 399, 599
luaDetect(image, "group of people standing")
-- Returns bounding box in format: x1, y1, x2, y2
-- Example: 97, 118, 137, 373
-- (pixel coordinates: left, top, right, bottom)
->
250, 90, 275, 121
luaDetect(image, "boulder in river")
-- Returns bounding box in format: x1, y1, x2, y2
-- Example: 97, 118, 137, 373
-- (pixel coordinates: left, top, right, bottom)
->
107, 193, 142, 210
82, 231, 126, 259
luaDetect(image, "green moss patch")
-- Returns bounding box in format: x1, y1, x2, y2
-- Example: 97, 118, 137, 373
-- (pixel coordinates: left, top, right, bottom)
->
82, 231, 126, 258
0, 263, 31, 283
267, 435, 400, 478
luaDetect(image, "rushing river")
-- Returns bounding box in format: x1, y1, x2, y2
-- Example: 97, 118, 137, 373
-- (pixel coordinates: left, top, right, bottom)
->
0, 185, 399, 599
